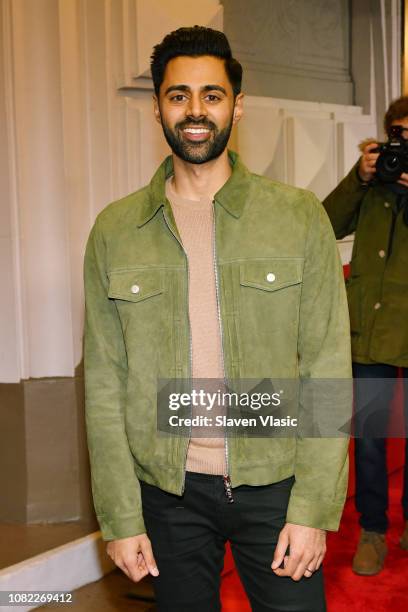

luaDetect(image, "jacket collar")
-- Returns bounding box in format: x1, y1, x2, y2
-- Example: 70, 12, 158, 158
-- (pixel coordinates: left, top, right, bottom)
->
136, 150, 252, 227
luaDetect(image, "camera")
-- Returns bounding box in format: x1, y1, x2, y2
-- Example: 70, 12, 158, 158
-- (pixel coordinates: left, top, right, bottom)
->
374, 125, 408, 182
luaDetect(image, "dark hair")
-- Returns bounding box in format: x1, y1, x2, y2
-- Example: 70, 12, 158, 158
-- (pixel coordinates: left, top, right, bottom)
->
150, 26, 242, 98
384, 96, 408, 135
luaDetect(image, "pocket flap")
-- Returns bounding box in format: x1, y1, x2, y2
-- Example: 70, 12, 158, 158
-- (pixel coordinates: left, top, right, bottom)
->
108, 268, 163, 302
239, 259, 303, 292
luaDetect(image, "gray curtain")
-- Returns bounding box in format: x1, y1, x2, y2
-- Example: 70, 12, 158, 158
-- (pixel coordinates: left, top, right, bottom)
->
351, 0, 402, 137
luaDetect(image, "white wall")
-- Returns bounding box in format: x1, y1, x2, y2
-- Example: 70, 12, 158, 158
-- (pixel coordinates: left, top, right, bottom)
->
0, 0, 387, 382
234, 95, 377, 264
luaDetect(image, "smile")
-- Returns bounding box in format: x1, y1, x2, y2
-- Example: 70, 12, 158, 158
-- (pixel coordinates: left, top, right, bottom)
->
183, 128, 211, 134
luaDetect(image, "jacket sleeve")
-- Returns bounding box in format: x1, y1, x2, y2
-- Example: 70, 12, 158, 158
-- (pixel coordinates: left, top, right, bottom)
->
285, 192, 352, 531
83, 218, 146, 541
322, 160, 370, 239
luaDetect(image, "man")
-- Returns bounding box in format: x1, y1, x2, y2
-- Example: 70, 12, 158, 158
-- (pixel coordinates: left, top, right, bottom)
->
323, 96, 408, 576
84, 26, 351, 611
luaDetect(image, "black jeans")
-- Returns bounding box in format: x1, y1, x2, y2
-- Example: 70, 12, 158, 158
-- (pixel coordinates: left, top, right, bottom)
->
140, 471, 326, 612
353, 362, 408, 533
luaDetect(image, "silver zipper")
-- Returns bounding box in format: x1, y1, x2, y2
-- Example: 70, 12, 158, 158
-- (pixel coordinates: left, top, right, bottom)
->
162, 207, 192, 495
212, 199, 233, 503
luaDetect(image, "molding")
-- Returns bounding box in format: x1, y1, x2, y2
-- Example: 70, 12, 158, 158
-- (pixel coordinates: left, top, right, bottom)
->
241, 59, 351, 82
122, 76, 154, 90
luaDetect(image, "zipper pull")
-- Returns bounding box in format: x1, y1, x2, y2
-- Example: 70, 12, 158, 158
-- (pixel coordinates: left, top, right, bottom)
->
223, 474, 234, 503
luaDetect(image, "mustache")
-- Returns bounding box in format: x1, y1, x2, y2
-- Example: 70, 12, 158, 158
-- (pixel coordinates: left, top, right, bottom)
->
175, 118, 217, 130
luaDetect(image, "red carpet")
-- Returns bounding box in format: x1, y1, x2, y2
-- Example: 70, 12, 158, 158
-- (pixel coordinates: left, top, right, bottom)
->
221, 452, 408, 611
323, 466, 408, 611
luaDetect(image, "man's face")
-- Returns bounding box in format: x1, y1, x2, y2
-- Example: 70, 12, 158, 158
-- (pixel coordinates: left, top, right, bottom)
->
390, 117, 408, 140
153, 55, 243, 164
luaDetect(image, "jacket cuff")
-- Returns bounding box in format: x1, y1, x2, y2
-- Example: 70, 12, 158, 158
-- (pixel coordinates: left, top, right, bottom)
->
97, 514, 147, 541
286, 494, 345, 532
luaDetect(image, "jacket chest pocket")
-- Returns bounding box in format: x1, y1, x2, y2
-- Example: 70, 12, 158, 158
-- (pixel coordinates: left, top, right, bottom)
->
237, 258, 304, 374
108, 268, 165, 343
108, 268, 163, 303
239, 259, 303, 293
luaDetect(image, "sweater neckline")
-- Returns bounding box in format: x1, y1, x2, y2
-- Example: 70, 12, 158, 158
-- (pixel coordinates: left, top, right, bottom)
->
165, 176, 214, 209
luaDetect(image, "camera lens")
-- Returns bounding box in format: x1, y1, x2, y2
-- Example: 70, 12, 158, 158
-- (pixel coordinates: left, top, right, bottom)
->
384, 155, 399, 171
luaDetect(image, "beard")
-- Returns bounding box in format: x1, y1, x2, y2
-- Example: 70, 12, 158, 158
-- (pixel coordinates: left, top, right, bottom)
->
160, 114, 233, 164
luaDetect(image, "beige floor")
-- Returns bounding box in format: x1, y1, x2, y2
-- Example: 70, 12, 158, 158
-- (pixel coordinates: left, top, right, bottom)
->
0, 519, 98, 569
38, 569, 156, 611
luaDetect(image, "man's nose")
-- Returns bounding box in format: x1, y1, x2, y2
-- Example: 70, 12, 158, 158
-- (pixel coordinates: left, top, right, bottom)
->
186, 94, 207, 119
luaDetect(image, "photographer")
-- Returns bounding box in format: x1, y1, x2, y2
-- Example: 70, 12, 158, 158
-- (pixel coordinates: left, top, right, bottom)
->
323, 96, 408, 576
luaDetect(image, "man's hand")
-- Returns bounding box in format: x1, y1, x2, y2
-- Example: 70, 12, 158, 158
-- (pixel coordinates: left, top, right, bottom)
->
358, 141, 380, 182
271, 523, 326, 581
106, 533, 159, 582
359, 140, 408, 187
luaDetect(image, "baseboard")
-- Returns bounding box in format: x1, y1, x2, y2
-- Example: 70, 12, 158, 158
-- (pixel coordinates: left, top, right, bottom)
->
0, 531, 113, 611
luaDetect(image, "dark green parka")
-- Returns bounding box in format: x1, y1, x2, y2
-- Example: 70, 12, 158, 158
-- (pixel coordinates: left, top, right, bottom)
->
323, 162, 408, 367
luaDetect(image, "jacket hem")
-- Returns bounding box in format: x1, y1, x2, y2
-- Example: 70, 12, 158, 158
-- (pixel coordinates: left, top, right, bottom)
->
135, 460, 296, 492
353, 354, 408, 368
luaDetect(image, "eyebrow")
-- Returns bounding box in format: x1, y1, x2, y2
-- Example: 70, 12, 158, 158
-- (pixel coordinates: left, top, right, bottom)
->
164, 84, 227, 96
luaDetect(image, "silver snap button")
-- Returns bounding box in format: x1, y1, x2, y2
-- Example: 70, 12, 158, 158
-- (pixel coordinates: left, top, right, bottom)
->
266, 272, 276, 283
131, 284, 140, 294
378, 250, 385, 258
374, 302, 381, 310
384, 202, 390, 208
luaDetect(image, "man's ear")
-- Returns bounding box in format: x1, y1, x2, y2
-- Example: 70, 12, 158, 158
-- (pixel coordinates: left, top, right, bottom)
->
232, 92, 244, 125
153, 95, 162, 125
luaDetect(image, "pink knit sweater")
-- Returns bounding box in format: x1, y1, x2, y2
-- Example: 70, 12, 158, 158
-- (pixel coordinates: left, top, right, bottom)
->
166, 177, 226, 475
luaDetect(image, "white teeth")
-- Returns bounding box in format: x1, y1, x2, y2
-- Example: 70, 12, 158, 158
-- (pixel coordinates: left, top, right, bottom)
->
184, 128, 210, 134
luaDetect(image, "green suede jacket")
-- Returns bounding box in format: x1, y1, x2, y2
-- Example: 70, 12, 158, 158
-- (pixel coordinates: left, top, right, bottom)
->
323, 162, 408, 367
83, 151, 352, 541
